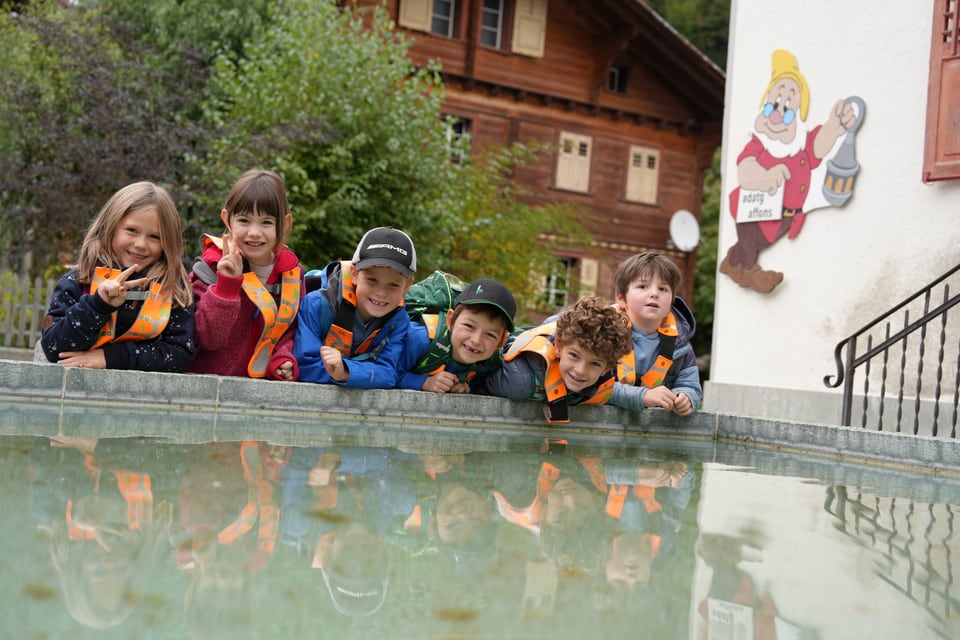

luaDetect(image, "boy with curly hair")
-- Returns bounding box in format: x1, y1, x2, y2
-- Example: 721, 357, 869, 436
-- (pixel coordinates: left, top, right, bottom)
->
479, 296, 633, 422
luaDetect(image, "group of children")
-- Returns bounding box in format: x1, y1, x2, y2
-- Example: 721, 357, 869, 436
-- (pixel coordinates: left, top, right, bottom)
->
39, 171, 703, 421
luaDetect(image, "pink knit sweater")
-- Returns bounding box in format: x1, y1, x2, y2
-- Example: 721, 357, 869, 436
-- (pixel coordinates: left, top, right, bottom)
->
188, 244, 303, 380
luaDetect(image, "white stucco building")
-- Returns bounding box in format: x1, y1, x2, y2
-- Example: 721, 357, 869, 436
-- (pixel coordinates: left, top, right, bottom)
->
704, 1, 960, 428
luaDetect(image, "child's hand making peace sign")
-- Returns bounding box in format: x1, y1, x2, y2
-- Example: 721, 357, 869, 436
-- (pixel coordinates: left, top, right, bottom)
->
96, 264, 149, 308
217, 233, 244, 278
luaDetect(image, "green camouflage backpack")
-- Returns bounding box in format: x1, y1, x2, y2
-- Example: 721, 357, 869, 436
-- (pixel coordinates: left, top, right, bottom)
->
404, 270, 466, 323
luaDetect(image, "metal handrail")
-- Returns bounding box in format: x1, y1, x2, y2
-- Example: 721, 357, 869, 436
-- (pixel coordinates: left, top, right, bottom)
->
824, 262, 960, 435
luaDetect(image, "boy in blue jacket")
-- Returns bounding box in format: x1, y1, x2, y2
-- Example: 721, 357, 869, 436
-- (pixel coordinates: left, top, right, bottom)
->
609, 252, 702, 415
294, 227, 415, 388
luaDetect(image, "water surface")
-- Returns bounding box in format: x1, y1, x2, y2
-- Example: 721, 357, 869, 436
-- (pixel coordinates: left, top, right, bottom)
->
3, 409, 958, 639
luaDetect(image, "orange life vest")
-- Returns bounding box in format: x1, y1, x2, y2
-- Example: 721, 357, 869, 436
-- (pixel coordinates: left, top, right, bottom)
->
199, 235, 302, 377
311, 531, 336, 569
417, 314, 447, 376
495, 459, 664, 541
506, 322, 614, 422
578, 458, 663, 518
493, 461, 561, 535
90, 267, 171, 348
323, 261, 401, 357
66, 456, 153, 541
616, 310, 678, 388
217, 442, 288, 559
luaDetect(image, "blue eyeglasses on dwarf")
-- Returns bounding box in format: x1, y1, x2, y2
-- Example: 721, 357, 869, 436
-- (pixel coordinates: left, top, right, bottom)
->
762, 102, 795, 125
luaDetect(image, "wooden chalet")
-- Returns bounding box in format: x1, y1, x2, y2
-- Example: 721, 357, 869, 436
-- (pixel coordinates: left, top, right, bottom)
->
356, 0, 725, 308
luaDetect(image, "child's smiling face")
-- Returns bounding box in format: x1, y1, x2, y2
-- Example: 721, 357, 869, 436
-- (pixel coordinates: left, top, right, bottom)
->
353, 266, 411, 323
111, 207, 163, 270
222, 208, 289, 267
555, 339, 609, 392
447, 307, 508, 365
617, 273, 673, 333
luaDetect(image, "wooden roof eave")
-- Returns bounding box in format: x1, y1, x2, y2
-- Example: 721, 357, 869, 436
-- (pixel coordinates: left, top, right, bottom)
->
440, 72, 704, 135
589, 24, 643, 102
603, 0, 726, 118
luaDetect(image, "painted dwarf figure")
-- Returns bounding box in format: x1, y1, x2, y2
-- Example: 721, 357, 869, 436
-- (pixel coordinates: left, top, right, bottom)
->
721, 49, 859, 293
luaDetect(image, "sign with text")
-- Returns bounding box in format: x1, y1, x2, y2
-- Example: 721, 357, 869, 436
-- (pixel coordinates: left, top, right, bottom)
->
737, 187, 783, 223
707, 598, 754, 640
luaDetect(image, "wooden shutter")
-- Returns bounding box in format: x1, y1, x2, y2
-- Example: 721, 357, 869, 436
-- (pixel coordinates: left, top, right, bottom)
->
512, 0, 548, 57
398, 0, 431, 32
923, 0, 960, 182
556, 132, 591, 193
626, 146, 659, 204
579, 258, 598, 296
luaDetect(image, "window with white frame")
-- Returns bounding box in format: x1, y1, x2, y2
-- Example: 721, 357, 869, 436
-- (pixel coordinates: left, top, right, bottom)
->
555, 132, 592, 193
608, 64, 629, 93
542, 257, 575, 309
481, 0, 505, 48
399, 0, 463, 38
443, 115, 471, 164
432, 0, 456, 37
625, 145, 659, 204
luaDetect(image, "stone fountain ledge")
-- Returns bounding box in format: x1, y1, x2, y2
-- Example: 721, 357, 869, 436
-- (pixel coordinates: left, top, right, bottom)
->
1, 358, 959, 475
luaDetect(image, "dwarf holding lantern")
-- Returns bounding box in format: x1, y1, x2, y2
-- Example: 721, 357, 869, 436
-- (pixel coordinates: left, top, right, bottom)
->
721, 49, 862, 294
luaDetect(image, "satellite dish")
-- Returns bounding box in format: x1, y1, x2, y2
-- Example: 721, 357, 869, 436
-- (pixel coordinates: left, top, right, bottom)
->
669, 209, 700, 252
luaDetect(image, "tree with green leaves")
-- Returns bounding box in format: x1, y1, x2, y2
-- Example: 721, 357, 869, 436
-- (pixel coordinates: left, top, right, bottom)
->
692, 148, 720, 372
0, 0, 218, 273
438, 142, 590, 322
0, 0, 588, 307
200, 0, 456, 271
200, 0, 587, 292
646, 0, 730, 68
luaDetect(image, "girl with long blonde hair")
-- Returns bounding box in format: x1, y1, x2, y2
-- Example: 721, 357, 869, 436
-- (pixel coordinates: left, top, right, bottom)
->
40, 181, 195, 371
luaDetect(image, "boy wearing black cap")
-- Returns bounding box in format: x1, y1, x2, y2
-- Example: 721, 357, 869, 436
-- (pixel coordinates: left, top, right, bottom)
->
396, 278, 517, 393
294, 227, 416, 388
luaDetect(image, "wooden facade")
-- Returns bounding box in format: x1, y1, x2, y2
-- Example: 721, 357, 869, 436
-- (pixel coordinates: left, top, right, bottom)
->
358, 0, 724, 305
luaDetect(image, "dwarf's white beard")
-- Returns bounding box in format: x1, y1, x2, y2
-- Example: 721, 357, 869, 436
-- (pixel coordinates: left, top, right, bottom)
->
755, 116, 808, 158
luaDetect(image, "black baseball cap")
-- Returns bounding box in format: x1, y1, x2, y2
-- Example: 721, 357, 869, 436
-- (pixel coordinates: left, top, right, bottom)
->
319, 524, 390, 617
456, 279, 517, 331
351, 227, 417, 277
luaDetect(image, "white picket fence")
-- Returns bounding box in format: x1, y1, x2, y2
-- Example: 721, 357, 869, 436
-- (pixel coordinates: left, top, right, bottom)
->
0, 272, 56, 349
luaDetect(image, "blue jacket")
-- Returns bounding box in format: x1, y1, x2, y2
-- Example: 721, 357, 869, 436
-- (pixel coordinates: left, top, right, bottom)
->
293, 261, 411, 388
608, 297, 702, 412
40, 269, 195, 372
278, 446, 421, 558
395, 322, 439, 391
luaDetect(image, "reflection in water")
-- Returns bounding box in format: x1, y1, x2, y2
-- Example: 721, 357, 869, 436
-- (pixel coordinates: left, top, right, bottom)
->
8, 433, 960, 637
694, 531, 814, 639
34, 436, 175, 631
824, 486, 960, 639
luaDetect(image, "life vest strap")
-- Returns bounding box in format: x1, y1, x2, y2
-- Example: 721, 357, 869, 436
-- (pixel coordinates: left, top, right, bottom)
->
617, 310, 679, 388
244, 267, 301, 377
91, 267, 171, 347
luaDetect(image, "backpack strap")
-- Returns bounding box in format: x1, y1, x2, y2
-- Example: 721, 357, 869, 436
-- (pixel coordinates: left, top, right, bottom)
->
191, 258, 218, 285
192, 258, 282, 295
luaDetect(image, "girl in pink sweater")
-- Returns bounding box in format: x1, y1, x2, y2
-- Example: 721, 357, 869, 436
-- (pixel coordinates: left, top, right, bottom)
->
189, 170, 303, 380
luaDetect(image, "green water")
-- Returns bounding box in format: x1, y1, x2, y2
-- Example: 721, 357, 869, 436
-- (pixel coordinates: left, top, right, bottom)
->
2, 409, 958, 639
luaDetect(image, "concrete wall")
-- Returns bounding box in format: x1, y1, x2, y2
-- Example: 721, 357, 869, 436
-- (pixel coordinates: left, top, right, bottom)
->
705, 1, 960, 424
2, 359, 958, 474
